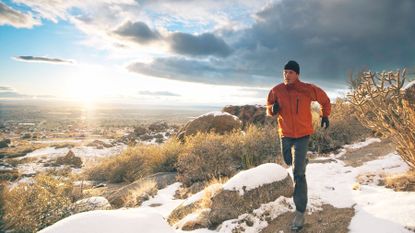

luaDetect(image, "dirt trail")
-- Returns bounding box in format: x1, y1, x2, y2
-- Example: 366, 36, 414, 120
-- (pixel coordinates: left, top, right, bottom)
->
260, 204, 354, 233
262, 139, 397, 233
338, 138, 395, 167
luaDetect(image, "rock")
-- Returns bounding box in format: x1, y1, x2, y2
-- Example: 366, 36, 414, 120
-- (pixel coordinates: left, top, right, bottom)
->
0, 139, 11, 148
179, 209, 210, 231
71, 196, 111, 214
107, 172, 177, 208
133, 126, 148, 136
176, 111, 242, 141
222, 105, 275, 128
207, 163, 293, 227
149, 121, 169, 132
86, 140, 113, 149
53, 150, 83, 168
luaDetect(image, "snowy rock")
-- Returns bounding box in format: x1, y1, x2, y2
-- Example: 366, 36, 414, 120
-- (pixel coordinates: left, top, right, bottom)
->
208, 163, 293, 227
71, 196, 111, 214
38, 209, 175, 233
176, 111, 242, 141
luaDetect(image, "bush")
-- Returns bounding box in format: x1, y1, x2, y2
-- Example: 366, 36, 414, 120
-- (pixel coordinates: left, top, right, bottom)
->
309, 98, 372, 153
84, 138, 184, 183
177, 132, 239, 186
2, 174, 74, 233
177, 125, 281, 186
348, 69, 415, 168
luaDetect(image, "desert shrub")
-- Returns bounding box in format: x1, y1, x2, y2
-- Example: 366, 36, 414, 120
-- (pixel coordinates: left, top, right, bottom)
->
226, 125, 280, 169
177, 125, 281, 186
310, 98, 372, 153
122, 179, 158, 207
176, 132, 238, 186
348, 69, 415, 168
85, 138, 184, 183
2, 173, 74, 233
84, 146, 150, 183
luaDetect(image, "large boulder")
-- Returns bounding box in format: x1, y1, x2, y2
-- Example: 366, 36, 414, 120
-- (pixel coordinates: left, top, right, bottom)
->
222, 105, 275, 128
107, 172, 177, 208
171, 163, 293, 230
207, 163, 293, 227
177, 111, 242, 141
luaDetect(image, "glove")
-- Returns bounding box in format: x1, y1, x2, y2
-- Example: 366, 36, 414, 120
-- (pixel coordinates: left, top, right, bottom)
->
272, 102, 279, 115
321, 116, 329, 129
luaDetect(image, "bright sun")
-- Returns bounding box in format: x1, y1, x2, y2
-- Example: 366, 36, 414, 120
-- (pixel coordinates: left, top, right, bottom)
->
67, 65, 109, 106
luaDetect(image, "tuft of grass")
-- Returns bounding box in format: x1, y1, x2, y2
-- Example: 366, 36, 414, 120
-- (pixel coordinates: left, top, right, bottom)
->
2, 173, 74, 233
384, 170, 415, 192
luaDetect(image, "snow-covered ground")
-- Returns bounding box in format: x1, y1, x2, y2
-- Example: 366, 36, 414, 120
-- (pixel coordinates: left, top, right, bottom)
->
40, 138, 415, 233
16, 143, 127, 175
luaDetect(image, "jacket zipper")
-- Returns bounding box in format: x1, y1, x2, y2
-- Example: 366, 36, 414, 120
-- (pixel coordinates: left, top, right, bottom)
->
296, 97, 299, 114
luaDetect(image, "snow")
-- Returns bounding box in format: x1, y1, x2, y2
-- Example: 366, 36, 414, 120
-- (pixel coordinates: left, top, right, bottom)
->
343, 137, 381, 150
403, 80, 415, 90
223, 163, 288, 195
141, 182, 183, 218
199, 111, 240, 121
37, 138, 415, 233
75, 196, 110, 207
38, 209, 175, 233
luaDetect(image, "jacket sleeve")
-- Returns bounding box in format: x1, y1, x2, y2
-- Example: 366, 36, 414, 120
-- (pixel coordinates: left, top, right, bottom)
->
266, 89, 276, 116
309, 84, 331, 117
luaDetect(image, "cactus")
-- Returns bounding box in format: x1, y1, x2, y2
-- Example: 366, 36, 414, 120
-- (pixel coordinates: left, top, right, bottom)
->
347, 69, 415, 169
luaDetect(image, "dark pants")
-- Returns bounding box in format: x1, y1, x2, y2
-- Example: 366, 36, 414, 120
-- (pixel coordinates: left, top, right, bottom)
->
280, 135, 309, 213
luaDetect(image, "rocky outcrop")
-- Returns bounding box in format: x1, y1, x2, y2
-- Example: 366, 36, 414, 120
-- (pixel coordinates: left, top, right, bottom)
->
222, 105, 275, 128
176, 111, 242, 141
170, 163, 294, 230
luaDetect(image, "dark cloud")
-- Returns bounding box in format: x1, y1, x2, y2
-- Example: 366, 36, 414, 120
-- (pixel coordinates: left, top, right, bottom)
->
127, 0, 415, 92
127, 57, 271, 86
169, 32, 232, 57
0, 91, 28, 98
0, 86, 13, 91
13, 56, 73, 64
0, 2, 39, 28
113, 21, 161, 44
138, 90, 180, 96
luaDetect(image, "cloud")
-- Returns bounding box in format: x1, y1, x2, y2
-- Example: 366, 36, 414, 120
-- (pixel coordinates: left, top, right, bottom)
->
128, 0, 415, 91
13, 56, 74, 64
138, 90, 180, 96
0, 91, 28, 98
113, 21, 161, 44
127, 57, 271, 86
0, 86, 14, 91
169, 32, 232, 57
0, 2, 40, 28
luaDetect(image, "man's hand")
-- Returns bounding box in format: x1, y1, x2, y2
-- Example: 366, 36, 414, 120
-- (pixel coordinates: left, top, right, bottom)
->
321, 116, 329, 129
272, 102, 279, 115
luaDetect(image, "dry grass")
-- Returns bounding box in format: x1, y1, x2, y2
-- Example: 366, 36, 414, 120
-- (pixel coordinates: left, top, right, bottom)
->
84, 138, 184, 183
122, 179, 158, 207
2, 173, 74, 233
384, 170, 415, 191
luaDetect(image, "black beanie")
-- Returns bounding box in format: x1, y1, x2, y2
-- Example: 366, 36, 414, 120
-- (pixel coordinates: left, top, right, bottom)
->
284, 60, 300, 74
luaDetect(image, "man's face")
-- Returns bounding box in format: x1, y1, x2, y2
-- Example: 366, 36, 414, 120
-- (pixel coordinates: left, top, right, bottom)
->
283, 69, 299, 85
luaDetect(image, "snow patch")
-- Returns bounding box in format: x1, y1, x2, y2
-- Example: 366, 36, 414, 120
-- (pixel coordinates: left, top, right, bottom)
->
199, 111, 240, 121
343, 138, 381, 150
39, 209, 175, 233
403, 80, 415, 90
223, 163, 288, 195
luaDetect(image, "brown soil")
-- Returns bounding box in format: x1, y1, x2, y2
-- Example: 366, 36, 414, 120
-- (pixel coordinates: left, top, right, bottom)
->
260, 204, 354, 233
338, 139, 396, 167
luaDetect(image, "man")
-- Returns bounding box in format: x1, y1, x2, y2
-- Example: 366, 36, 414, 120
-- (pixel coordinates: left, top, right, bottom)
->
266, 60, 331, 231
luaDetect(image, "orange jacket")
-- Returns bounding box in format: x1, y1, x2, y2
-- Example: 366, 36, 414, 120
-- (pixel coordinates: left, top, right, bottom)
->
266, 79, 331, 138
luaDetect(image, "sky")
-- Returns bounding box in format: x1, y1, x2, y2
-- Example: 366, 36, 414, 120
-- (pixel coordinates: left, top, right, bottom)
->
0, 0, 414, 107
